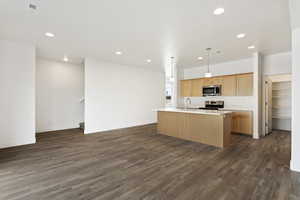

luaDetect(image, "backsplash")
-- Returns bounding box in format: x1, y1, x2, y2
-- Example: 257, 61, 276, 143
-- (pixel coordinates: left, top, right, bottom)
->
182, 96, 254, 110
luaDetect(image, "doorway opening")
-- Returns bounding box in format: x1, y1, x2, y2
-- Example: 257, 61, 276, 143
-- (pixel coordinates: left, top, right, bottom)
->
263, 74, 292, 136
35, 58, 85, 137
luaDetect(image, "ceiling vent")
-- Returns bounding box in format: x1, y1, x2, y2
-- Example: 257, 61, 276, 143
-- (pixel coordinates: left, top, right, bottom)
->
29, 4, 37, 10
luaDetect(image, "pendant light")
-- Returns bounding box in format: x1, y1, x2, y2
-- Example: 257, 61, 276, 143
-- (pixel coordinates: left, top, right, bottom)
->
205, 48, 212, 78
170, 57, 175, 81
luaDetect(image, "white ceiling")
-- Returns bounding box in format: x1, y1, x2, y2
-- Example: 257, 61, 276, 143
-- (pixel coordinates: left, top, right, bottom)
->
0, 0, 291, 70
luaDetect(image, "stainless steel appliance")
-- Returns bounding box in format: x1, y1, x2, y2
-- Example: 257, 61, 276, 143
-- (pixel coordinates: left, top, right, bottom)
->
202, 85, 221, 96
199, 101, 224, 110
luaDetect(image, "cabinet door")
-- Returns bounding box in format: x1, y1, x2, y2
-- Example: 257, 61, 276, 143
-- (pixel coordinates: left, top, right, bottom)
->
203, 78, 213, 86
238, 112, 253, 135
203, 77, 223, 87
180, 80, 192, 97
191, 79, 203, 97
231, 111, 253, 135
236, 74, 253, 96
212, 77, 224, 85
222, 75, 236, 96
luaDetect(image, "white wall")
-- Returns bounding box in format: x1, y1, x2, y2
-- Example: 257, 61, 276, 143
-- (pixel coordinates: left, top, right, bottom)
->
272, 119, 291, 131
263, 52, 292, 75
36, 58, 84, 133
291, 28, 300, 172
0, 40, 36, 148
184, 58, 253, 79
290, 0, 300, 30
84, 58, 165, 134
290, 0, 300, 172
183, 53, 292, 80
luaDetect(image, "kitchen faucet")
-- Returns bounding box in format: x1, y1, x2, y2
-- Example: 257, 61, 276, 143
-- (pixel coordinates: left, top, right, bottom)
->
185, 97, 192, 109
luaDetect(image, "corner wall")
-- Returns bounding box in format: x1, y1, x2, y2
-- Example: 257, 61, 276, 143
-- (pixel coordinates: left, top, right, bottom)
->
84, 58, 165, 134
253, 53, 263, 139
0, 40, 36, 148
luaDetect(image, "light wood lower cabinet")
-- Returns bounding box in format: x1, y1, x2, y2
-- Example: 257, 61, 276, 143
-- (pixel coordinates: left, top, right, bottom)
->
157, 112, 181, 138
157, 111, 232, 148
231, 111, 253, 135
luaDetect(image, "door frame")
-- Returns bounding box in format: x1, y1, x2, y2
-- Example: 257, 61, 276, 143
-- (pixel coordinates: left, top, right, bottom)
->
262, 73, 292, 137
262, 76, 272, 137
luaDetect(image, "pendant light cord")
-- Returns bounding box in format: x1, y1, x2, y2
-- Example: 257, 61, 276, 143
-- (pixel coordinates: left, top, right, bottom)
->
207, 48, 211, 74
208, 51, 210, 73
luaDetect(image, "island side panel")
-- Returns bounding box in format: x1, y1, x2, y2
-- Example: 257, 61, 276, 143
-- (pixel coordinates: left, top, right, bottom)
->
187, 113, 220, 147
222, 114, 232, 147
157, 111, 180, 137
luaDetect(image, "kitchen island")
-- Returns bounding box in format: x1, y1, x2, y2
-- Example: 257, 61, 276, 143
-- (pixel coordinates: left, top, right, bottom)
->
157, 108, 232, 148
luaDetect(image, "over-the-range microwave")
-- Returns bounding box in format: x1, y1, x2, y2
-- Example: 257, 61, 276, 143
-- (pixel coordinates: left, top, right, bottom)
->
202, 85, 221, 96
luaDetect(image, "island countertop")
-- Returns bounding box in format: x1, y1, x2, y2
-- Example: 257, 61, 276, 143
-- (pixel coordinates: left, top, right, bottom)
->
156, 108, 232, 116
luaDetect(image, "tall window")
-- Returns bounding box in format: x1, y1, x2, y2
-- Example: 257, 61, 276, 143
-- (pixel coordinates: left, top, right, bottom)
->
165, 57, 176, 107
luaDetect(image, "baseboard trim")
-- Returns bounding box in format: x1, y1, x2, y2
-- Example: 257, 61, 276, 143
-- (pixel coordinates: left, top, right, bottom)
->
85, 123, 157, 135
36, 128, 81, 135
291, 160, 300, 172
0, 138, 36, 150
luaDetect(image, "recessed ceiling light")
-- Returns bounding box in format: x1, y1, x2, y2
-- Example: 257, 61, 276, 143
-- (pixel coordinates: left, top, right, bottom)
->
115, 51, 122, 55
63, 56, 69, 62
214, 8, 225, 15
146, 59, 152, 63
45, 32, 55, 38
197, 57, 203, 60
248, 45, 255, 49
236, 33, 246, 39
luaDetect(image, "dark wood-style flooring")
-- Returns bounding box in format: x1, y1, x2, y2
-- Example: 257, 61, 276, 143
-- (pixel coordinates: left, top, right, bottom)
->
0, 125, 299, 200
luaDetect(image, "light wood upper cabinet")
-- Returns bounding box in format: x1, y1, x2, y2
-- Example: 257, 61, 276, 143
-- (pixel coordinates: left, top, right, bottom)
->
203, 77, 223, 86
222, 75, 236, 96
203, 78, 212, 86
236, 73, 253, 96
191, 79, 203, 97
212, 77, 224, 86
180, 80, 192, 97
180, 73, 253, 97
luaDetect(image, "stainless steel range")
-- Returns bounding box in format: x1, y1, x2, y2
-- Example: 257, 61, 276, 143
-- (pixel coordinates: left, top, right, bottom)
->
199, 101, 224, 110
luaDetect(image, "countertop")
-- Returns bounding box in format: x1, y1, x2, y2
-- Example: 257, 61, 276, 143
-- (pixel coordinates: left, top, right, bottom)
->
218, 108, 253, 112
156, 108, 232, 116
